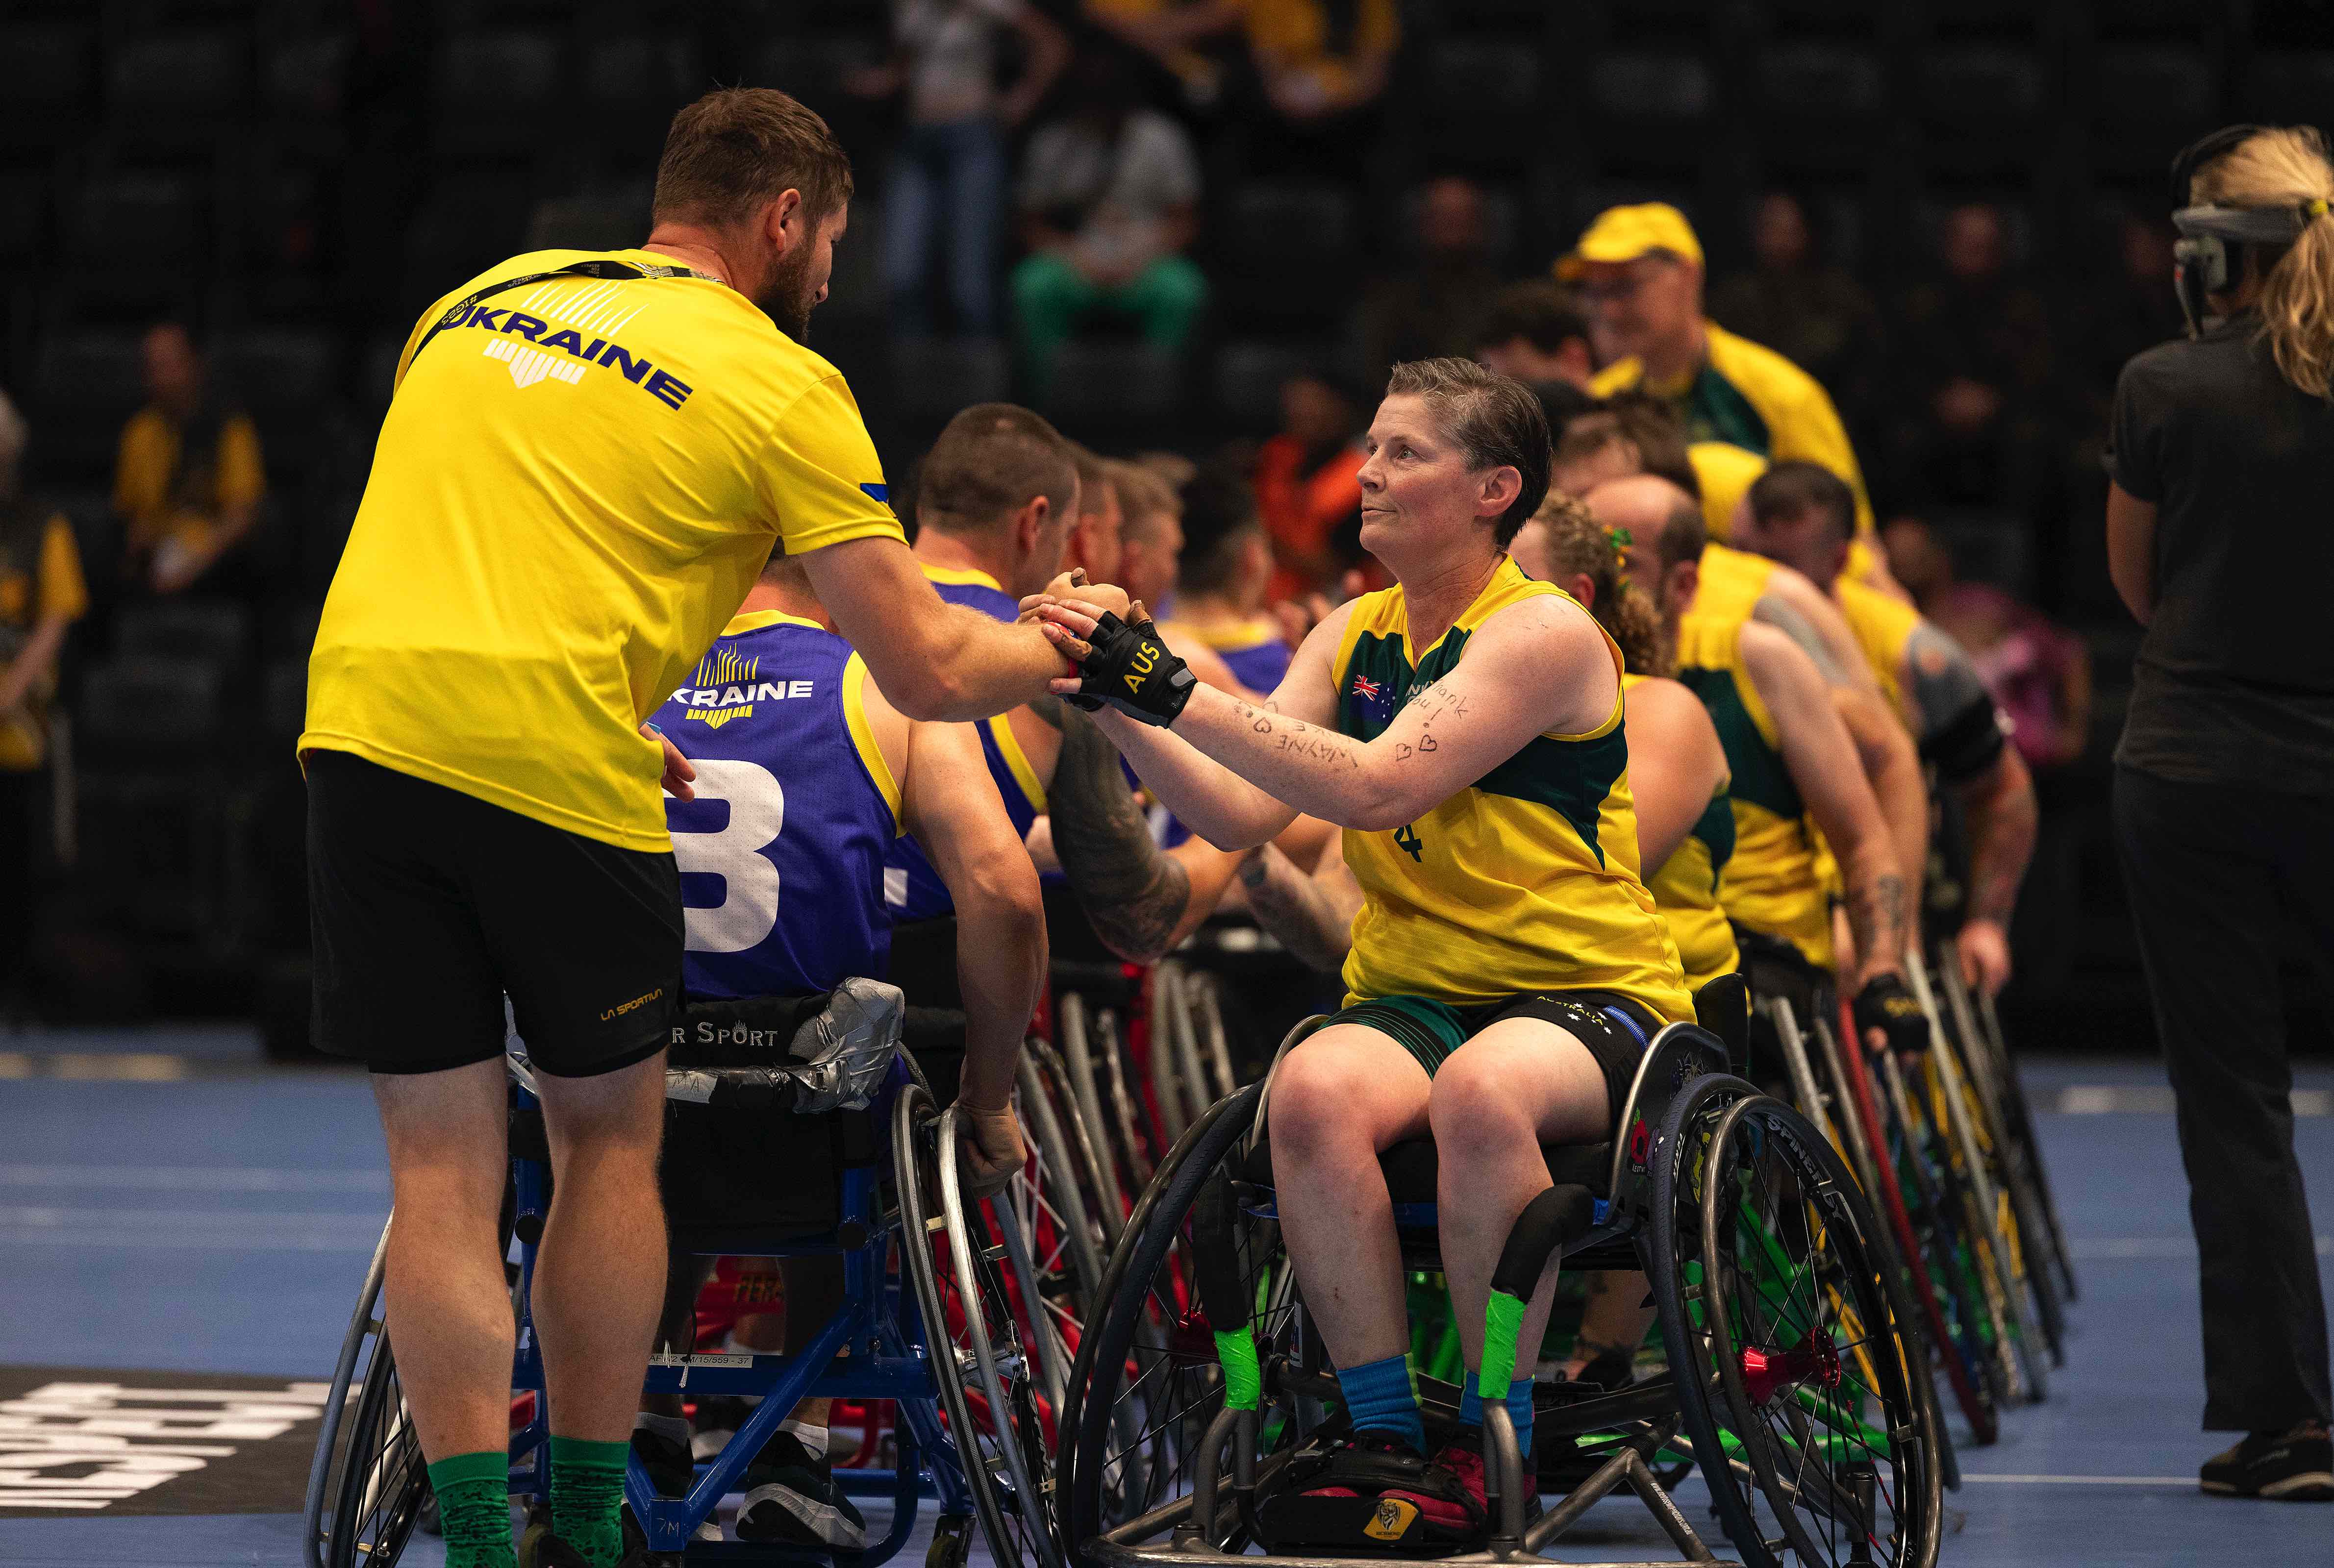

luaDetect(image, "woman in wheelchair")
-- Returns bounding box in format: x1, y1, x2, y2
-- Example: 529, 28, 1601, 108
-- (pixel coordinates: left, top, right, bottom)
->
1033, 358, 1695, 1541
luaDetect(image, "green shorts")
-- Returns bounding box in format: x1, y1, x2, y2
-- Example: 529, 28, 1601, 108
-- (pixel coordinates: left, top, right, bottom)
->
1325, 990, 1661, 1133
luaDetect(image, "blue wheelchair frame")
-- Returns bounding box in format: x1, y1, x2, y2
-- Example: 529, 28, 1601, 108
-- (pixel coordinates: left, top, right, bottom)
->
504, 1055, 974, 1560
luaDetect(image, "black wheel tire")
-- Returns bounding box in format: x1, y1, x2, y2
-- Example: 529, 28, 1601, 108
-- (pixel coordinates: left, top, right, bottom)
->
1693, 1095, 1945, 1568
1059, 1085, 1267, 1566
321, 1331, 428, 1568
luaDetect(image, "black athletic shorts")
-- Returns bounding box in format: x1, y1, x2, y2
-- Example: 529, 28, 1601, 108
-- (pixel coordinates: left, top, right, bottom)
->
1322, 988, 1662, 1135
305, 749, 682, 1077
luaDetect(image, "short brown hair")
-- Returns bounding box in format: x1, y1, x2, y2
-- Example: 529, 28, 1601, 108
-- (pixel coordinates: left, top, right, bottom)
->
652, 88, 854, 231
1555, 398, 1702, 499
1111, 462, 1178, 545
1748, 458, 1856, 547
915, 403, 1078, 533
1383, 356, 1551, 547
1066, 443, 1113, 517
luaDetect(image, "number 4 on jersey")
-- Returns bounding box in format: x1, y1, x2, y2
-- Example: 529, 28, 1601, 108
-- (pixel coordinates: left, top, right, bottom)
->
1393, 822, 1424, 862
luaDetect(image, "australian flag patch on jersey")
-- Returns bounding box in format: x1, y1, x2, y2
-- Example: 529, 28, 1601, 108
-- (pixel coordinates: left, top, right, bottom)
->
1349, 672, 1392, 722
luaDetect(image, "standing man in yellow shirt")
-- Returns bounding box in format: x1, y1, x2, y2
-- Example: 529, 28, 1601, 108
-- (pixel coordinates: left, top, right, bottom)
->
301, 89, 1084, 1568
1565, 202, 1899, 593
112, 322, 266, 596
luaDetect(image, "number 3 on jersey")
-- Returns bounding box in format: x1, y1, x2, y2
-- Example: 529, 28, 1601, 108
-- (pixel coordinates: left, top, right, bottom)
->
1393, 822, 1424, 862
668, 756, 785, 954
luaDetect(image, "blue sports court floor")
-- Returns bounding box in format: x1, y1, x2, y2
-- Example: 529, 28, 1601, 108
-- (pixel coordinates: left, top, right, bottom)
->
2, 1026, 2329, 1566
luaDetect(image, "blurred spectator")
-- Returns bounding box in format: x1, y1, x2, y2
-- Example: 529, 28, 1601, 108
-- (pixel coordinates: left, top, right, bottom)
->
2072, 210, 2187, 430
848, 0, 1072, 336
1252, 366, 1365, 601
1360, 177, 1501, 376
0, 390, 88, 1009
1472, 279, 1594, 389
1885, 517, 2090, 771
113, 324, 266, 597
1882, 202, 2058, 510
1707, 191, 1881, 403
1245, 0, 1398, 132
1084, 0, 1246, 109
1175, 462, 1294, 694
1570, 203, 1882, 558
1013, 49, 1207, 388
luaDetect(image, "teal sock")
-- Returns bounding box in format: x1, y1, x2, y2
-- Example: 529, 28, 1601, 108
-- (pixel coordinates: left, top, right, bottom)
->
1334, 1353, 1425, 1453
1456, 1383, 1536, 1459
550, 1436, 630, 1568
426, 1451, 516, 1568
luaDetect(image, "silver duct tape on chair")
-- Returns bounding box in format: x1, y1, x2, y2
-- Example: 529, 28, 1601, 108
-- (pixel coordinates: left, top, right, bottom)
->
786, 976, 906, 1111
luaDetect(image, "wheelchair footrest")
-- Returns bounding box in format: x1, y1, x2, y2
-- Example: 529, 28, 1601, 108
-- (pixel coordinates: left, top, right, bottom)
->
1251, 1440, 1489, 1559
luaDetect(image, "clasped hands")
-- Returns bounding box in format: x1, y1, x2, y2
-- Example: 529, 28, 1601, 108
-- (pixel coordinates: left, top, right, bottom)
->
1023, 572, 1197, 727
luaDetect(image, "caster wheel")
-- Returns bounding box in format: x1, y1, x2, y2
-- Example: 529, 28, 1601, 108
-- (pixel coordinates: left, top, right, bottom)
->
928, 1513, 976, 1568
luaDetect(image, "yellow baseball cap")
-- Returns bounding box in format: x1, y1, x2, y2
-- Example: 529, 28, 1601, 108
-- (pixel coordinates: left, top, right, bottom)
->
1558, 202, 1705, 278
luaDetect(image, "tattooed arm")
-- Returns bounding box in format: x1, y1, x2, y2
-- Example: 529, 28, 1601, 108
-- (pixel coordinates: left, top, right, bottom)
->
1740, 619, 1909, 987
1058, 594, 1614, 843
1236, 841, 1363, 974
1041, 693, 1242, 963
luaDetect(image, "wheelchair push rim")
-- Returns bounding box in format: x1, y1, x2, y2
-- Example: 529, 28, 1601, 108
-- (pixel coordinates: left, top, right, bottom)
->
895, 1083, 1067, 1568
1696, 1094, 1944, 1568
303, 1214, 431, 1568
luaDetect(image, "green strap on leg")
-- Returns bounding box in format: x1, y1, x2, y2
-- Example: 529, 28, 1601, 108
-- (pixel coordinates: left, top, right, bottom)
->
1214, 1327, 1262, 1411
1477, 1290, 1528, 1402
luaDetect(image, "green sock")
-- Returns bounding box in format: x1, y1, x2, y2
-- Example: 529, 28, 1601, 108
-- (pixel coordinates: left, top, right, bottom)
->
550, 1435, 631, 1568
426, 1451, 516, 1568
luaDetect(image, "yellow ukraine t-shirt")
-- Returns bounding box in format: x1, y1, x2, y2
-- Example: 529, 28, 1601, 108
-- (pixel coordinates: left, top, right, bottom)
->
300, 249, 906, 852
0, 514, 89, 772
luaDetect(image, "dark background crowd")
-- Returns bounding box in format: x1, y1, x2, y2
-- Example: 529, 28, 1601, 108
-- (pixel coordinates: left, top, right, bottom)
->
1, 0, 2329, 1057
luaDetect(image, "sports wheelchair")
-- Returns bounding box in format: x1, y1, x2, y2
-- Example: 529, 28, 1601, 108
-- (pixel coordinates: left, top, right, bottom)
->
303, 982, 1091, 1568
1053, 992, 1946, 1568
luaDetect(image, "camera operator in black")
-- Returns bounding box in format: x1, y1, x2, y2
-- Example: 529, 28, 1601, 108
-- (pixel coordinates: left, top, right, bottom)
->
2107, 124, 2334, 1503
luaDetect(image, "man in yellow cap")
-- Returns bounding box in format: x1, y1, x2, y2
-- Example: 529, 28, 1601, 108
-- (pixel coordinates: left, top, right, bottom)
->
1564, 202, 1893, 588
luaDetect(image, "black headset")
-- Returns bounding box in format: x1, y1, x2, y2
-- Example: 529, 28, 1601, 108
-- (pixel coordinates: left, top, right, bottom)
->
2168, 124, 2316, 337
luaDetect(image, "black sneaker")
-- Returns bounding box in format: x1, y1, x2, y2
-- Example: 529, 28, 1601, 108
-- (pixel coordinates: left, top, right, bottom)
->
627, 1419, 724, 1542
2201, 1422, 2333, 1501
735, 1464, 868, 1548
518, 1524, 656, 1568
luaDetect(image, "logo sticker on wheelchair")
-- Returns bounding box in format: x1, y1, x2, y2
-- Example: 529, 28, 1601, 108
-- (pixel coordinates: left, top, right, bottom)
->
1363, 1498, 1419, 1542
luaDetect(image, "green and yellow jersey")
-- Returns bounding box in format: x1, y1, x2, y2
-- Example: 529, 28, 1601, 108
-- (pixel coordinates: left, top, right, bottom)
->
1686, 440, 1766, 545
1330, 556, 1691, 1023
1595, 318, 1881, 576
1621, 673, 1739, 994
301, 248, 906, 852
1673, 611, 1833, 971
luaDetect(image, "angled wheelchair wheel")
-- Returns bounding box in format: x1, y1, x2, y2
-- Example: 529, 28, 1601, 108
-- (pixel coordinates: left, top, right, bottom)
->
1820, 1006, 1999, 1446
1093, 1008, 1158, 1193
1058, 1084, 1305, 1563
1013, 1045, 1111, 1368
1691, 1095, 1944, 1568
896, 1084, 1067, 1568
303, 1218, 429, 1568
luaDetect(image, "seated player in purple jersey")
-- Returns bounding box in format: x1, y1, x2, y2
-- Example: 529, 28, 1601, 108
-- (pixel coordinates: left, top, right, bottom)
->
884, 406, 1249, 964
638, 549, 1046, 1546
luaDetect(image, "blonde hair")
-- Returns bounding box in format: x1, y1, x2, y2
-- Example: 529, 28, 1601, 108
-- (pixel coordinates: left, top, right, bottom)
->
2192, 125, 2334, 398
1525, 491, 1668, 678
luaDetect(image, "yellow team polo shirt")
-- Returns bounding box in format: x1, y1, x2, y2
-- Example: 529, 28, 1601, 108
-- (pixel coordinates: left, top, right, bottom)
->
1595, 318, 1876, 544
301, 249, 905, 852
113, 408, 266, 555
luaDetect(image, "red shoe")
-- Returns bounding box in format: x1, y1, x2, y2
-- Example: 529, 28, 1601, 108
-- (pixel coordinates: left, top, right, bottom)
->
1298, 1431, 1428, 1498
1382, 1442, 1490, 1538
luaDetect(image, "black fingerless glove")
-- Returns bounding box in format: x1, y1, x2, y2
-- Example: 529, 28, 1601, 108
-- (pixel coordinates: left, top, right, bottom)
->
1854, 973, 1929, 1057
1063, 611, 1197, 727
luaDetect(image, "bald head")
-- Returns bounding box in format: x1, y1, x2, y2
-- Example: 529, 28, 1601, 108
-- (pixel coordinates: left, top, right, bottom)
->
1585, 473, 1705, 622
1583, 473, 1704, 572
